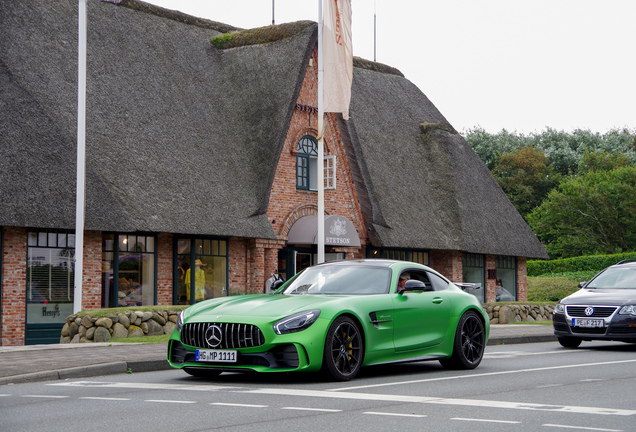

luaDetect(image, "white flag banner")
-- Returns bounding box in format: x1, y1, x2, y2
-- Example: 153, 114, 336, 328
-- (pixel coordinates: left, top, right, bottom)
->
323, 0, 353, 120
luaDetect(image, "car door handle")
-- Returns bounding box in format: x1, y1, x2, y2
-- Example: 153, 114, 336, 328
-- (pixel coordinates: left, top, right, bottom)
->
432, 297, 444, 304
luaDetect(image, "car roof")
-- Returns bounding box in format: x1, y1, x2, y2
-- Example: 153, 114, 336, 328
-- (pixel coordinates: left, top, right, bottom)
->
315, 259, 428, 270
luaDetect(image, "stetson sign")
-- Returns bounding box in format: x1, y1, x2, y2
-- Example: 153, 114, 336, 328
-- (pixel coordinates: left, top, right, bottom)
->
287, 215, 361, 247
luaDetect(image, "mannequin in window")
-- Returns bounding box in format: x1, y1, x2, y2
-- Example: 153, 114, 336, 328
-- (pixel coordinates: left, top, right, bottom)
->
185, 259, 207, 302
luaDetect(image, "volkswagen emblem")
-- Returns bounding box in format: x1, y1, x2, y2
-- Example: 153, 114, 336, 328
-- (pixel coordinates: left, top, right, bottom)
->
205, 325, 223, 348
584, 307, 594, 316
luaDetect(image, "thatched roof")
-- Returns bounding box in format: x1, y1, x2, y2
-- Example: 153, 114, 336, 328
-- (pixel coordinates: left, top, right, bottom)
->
0, 0, 314, 238
0, 0, 547, 258
344, 66, 548, 258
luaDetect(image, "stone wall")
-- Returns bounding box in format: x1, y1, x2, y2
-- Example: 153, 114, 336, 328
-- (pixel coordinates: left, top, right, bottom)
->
60, 309, 181, 344
485, 303, 554, 324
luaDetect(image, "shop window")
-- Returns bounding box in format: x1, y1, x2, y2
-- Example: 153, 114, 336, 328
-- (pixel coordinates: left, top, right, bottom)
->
296, 135, 336, 191
102, 233, 157, 308
462, 252, 485, 302
368, 248, 429, 265
26, 229, 75, 324
175, 237, 228, 304
495, 256, 517, 302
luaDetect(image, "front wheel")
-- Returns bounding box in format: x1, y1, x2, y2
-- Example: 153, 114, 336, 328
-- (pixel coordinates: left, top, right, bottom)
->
440, 311, 486, 370
323, 316, 363, 381
557, 336, 582, 348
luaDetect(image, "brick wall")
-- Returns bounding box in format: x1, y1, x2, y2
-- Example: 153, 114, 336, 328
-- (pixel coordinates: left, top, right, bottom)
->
1, 227, 26, 346
156, 233, 173, 305
517, 257, 528, 301
81, 231, 102, 309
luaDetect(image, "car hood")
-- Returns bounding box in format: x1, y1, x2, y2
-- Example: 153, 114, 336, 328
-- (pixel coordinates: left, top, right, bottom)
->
561, 288, 636, 306
183, 294, 358, 322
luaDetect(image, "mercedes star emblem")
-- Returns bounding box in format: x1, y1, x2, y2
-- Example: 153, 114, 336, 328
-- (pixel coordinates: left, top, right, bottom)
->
205, 324, 223, 348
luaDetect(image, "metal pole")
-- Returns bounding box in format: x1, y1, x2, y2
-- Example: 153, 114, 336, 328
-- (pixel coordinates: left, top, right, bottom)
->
74, 0, 87, 313
317, 0, 325, 264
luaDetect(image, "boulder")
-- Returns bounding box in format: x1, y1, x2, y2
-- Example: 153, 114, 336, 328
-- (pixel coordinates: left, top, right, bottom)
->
93, 326, 111, 342
128, 325, 144, 338
95, 317, 113, 329
117, 312, 130, 328
111, 323, 128, 339
81, 315, 93, 328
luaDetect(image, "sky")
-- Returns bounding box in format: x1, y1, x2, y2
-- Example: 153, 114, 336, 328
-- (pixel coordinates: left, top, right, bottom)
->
145, 0, 635, 135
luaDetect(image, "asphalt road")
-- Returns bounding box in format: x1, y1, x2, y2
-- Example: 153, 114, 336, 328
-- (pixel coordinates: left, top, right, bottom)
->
1, 340, 634, 432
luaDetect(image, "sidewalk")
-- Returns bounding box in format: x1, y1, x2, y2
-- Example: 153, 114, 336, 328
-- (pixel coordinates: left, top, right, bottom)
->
0, 324, 555, 386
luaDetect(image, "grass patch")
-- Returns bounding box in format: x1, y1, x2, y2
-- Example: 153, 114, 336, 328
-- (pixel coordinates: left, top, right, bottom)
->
110, 334, 170, 344
73, 305, 188, 318
527, 276, 579, 302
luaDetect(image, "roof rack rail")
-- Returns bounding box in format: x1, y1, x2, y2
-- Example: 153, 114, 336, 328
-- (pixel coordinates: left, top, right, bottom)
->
616, 259, 636, 265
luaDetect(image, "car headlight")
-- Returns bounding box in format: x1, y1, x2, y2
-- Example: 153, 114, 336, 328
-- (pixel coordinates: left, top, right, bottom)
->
619, 305, 636, 316
273, 310, 321, 335
554, 303, 565, 314
176, 311, 184, 332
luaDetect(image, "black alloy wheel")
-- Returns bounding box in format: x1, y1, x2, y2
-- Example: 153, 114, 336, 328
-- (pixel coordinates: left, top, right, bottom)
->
557, 336, 582, 348
323, 316, 363, 381
440, 310, 486, 370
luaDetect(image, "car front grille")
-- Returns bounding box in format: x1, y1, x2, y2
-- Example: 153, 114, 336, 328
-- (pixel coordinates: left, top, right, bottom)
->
181, 322, 265, 349
566, 306, 617, 318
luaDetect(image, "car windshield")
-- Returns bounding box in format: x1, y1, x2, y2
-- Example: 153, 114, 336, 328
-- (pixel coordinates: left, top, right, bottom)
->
586, 267, 636, 289
281, 264, 391, 295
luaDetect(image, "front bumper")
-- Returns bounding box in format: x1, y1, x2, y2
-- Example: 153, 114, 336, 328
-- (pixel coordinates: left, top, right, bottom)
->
553, 307, 636, 342
168, 339, 312, 372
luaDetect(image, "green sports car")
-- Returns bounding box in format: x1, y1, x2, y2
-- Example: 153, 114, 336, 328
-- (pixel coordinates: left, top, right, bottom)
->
168, 259, 489, 381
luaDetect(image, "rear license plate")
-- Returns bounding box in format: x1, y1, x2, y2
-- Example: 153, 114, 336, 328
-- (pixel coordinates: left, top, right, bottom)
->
571, 318, 604, 328
195, 349, 237, 363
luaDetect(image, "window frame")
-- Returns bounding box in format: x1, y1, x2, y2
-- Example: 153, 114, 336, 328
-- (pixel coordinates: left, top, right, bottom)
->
102, 232, 158, 308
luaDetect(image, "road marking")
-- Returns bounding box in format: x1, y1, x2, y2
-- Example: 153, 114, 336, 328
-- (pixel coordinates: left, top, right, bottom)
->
51, 381, 237, 392
543, 424, 623, 431
485, 350, 583, 359
21, 395, 69, 399
282, 407, 342, 413
46, 380, 636, 417
332, 359, 636, 392
364, 411, 426, 418
0, 394, 11, 397
452, 417, 521, 424
244, 388, 636, 417
144, 399, 197, 404
79, 396, 131, 401
211, 402, 268, 408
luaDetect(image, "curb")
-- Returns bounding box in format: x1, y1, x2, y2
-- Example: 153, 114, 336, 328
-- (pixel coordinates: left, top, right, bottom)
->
0, 360, 172, 387
487, 334, 556, 346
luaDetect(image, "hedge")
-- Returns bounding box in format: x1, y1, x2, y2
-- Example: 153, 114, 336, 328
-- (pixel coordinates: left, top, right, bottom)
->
528, 252, 636, 277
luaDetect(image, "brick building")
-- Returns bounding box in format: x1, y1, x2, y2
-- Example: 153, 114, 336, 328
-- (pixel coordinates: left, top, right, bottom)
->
0, 0, 547, 345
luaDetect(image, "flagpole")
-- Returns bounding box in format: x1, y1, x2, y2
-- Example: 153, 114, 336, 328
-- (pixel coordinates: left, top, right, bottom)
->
317, 0, 325, 264
74, 0, 87, 313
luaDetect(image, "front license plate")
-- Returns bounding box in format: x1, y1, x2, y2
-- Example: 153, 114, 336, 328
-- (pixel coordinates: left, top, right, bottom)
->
195, 349, 237, 363
571, 318, 604, 328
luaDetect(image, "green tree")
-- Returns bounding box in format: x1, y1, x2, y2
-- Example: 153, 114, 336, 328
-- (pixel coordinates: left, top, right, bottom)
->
492, 147, 561, 218
464, 127, 636, 176
527, 166, 636, 258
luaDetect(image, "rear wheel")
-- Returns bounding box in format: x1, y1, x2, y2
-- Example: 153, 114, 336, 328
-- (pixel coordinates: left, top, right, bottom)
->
557, 336, 582, 348
440, 311, 485, 370
323, 316, 363, 381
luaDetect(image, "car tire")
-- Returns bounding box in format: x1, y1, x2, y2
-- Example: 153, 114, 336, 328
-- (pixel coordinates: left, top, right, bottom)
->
184, 368, 222, 378
557, 336, 582, 348
323, 316, 363, 381
440, 310, 486, 370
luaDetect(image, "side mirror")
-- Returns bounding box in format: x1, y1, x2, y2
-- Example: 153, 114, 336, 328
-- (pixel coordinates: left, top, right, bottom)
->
399, 279, 427, 294
578, 281, 587, 289
272, 279, 285, 291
